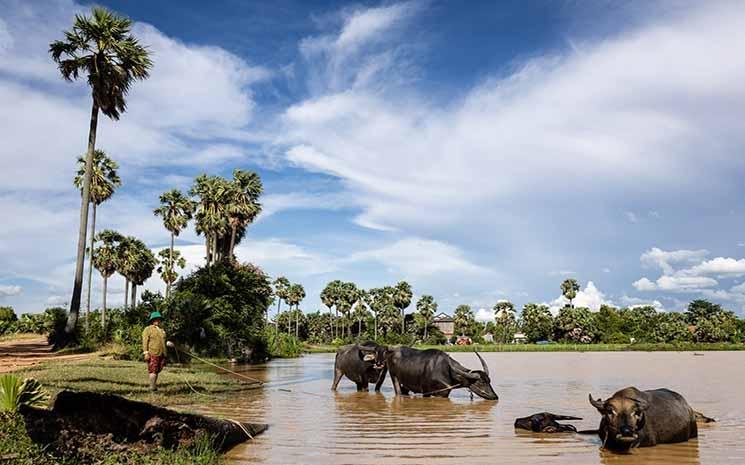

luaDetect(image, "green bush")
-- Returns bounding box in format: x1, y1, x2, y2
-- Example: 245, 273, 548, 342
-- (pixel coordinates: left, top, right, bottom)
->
0, 306, 17, 322
0, 375, 49, 413
267, 326, 301, 358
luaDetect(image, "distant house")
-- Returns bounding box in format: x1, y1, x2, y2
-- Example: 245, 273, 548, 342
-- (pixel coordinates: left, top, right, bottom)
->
512, 332, 527, 344
432, 312, 455, 338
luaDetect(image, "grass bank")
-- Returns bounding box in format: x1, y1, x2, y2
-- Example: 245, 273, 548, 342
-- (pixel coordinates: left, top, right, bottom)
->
0, 332, 40, 343
15, 357, 258, 407
304, 342, 745, 353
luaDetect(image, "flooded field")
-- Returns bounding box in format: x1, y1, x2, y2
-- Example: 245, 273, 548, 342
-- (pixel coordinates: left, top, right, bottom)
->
187, 352, 745, 465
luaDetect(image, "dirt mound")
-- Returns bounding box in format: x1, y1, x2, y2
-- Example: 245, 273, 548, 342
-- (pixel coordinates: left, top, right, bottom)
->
20, 390, 267, 461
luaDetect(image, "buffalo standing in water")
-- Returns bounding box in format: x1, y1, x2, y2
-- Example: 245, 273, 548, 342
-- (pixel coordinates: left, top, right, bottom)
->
589, 387, 711, 451
331, 343, 387, 391
514, 413, 582, 433
385, 347, 498, 400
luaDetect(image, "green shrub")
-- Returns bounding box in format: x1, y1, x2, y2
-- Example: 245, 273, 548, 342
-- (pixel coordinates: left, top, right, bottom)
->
0, 306, 17, 322
267, 326, 301, 358
0, 374, 49, 413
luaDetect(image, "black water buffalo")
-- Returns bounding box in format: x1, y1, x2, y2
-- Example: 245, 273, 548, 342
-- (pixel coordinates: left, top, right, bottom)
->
385, 347, 498, 400
331, 342, 387, 391
589, 387, 711, 451
514, 412, 582, 433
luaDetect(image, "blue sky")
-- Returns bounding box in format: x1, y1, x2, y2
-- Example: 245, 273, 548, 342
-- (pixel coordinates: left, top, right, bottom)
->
2, 0, 745, 320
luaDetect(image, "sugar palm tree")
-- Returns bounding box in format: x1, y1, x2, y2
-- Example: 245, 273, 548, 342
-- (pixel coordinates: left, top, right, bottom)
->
273, 276, 290, 325
91, 229, 123, 328
416, 295, 437, 340
50, 6, 152, 337
74, 149, 121, 321
191, 175, 231, 265
117, 236, 154, 309
157, 249, 186, 296
286, 283, 305, 338
321, 280, 343, 339
493, 300, 517, 343
227, 170, 263, 258
153, 189, 195, 297
352, 292, 370, 338
561, 279, 580, 308
393, 281, 412, 334
454, 304, 474, 336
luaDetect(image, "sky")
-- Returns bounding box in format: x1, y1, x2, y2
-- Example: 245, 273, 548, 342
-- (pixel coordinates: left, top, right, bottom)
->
2, 0, 745, 320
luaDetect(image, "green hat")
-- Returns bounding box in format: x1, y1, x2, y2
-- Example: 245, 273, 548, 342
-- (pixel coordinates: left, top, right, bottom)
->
148, 311, 163, 322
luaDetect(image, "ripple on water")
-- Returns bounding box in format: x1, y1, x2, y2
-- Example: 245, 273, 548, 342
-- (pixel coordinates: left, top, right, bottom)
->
183, 352, 745, 465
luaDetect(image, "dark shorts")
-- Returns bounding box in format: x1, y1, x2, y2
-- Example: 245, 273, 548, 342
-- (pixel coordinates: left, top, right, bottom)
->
148, 354, 166, 374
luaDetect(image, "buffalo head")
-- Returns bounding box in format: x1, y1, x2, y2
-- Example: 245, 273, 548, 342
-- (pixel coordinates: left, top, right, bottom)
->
514, 412, 581, 433
450, 352, 498, 400
358, 343, 387, 370
589, 392, 649, 449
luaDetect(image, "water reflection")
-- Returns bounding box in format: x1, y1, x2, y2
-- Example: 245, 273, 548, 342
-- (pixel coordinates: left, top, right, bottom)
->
181, 352, 745, 465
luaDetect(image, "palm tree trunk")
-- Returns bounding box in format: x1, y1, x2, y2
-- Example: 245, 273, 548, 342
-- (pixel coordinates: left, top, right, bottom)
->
276, 299, 281, 326
424, 321, 428, 340
85, 202, 97, 326
374, 314, 378, 340
65, 101, 99, 335
358, 318, 362, 336
401, 308, 405, 333
102, 275, 107, 329
295, 306, 299, 339
167, 232, 174, 298
205, 239, 210, 266
229, 224, 237, 260
131, 284, 137, 310
124, 278, 129, 308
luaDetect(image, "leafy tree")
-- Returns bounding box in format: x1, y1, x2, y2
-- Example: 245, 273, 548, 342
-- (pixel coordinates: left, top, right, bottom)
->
393, 281, 413, 333
305, 311, 333, 343
519, 303, 553, 343
560, 279, 580, 307
494, 301, 517, 343
157, 248, 186, 298
0, 307, 17, 323
153, 189, 196, 297
693, 310, 738, 343
651, 312, 691, 343
166, 261, 272, 360
685, 300, 723, 325
91, 229, 123, 327
554, 306, 595, 342
50, 7, 152, 337
593, 305, 623, 342
416, 295, 437, 340
454, 304, 475, 336
74, 149, 121, 318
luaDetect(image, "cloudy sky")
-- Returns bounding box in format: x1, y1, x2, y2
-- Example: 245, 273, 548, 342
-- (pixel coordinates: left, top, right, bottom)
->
2, 0, 745, 319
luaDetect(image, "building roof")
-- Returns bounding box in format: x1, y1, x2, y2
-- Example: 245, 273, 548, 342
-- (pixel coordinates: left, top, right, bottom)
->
433, 312, 454, 322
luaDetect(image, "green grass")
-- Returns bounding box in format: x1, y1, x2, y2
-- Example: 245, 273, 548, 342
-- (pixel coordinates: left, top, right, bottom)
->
15, 358, 259, 407
0, 332, 41, 343
304, 342, 745, 353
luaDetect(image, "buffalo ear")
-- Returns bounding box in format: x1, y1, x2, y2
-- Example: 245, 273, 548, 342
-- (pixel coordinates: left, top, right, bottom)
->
589, 394, 605, 412
634, 398, 650, 412
358, 349, 376, 362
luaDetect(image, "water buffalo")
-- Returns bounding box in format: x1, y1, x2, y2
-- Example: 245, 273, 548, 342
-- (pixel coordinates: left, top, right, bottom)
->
589, 387, 707, 451
385, 347, 498, 400
514, 412, 582, 433
331, 342, 387, 391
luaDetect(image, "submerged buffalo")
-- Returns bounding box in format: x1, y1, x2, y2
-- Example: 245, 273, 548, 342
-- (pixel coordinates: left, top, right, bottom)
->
331, 342, 388, 391
589, 387, 712, 451
514, 412, 582, 433
385, 347, 498, 400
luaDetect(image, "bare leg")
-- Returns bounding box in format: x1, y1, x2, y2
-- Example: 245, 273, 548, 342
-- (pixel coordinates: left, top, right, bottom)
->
149, 373, 158, 391
331, 368, 343, 391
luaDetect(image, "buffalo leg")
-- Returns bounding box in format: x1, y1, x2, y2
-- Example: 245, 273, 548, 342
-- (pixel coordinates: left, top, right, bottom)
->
374, 367, 388, 392
391, 374, 402, 396
356, 382, 368, 392
331, 368, 343, 391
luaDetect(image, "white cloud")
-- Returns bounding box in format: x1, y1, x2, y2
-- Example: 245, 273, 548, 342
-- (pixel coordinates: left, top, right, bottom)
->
625, 211, 639, 223
657, 275, 718, 291
474, 308, 494, 323
0, 285, 22, 297
683, 257, 745, 278
46, 295, 69, 306
620, 295, 664, 311
549, 270, 576, 276
633, 277, 658, 291
602, 268, 611, 273
261, 191, 358, 219
640, 247, 709, 275
346, 238, 491, 277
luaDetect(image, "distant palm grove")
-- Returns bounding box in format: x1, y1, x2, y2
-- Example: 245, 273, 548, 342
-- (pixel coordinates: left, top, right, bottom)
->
2, 7, 744, 358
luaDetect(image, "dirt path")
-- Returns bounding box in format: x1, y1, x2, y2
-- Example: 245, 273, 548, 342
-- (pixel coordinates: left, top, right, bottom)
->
0, 336, 96, 373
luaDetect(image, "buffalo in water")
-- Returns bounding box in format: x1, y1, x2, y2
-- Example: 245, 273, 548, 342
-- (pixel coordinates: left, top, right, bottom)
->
331, 342, 387, 391
385, 347, 498, 400
589, 387, 714, 451
514, 412, 582, 433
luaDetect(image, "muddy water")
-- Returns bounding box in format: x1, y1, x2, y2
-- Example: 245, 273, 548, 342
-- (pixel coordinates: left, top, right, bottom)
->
187, 352, 745, 465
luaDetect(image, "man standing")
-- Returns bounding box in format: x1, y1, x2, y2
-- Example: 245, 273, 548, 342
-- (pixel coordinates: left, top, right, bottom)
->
142, 311, 174, 391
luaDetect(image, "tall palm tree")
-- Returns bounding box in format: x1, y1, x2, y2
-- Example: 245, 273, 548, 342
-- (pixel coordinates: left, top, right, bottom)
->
493, 300, 517, 343
393, 281, 413, 334
91, 229, 122, 328
115, 236, 134, 309
191, 175, 231, 265
273, 276, 290, 325
227, 170, 263, 258
153, 190, 195, 297
454, 304, 474, 336
286, 283, 305, 338
74, 149, 121, 321
50, 6, 152, 337
156, 249, 186, 295
417, 295, 437, 340
321, 280, 343, 339
117, 237, 154, 309
352, 293, 369, 338
561, 279, 580, 308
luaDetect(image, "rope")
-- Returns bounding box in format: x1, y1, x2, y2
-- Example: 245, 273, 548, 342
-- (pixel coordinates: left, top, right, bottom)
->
418, 383, 462, 396
173, 346, 264, 385
228, 419, 254, 440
